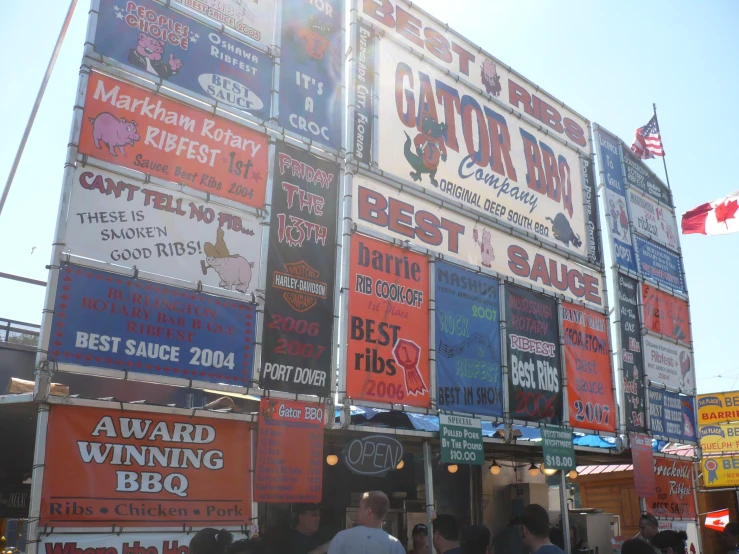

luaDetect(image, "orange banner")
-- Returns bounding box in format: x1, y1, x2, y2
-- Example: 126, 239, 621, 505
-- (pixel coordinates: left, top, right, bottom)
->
79, 72, 269, 208
346, 235, 430, 407
644, 458, 696, 519
562, 303, 616, 432
641, 283, 691, 345
40, 405, 252, 526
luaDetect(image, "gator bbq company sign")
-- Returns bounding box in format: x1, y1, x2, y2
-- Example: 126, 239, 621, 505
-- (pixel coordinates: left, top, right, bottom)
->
357, 1, 596, 262
40, 405, 252, 526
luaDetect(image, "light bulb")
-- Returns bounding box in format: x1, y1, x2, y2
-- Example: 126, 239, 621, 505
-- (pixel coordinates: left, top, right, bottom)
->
447, 464, 459, 474
489, 461, 501, 475
527, 462, 539, 477
568, 470, 578, 480
326, 454, 338, 466
396, 460, 405, 470
539, 464, 558, 476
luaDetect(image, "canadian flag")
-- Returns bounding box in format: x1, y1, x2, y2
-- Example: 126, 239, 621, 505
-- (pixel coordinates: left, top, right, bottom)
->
705, 508, 730, 531
682, 191, 739, 235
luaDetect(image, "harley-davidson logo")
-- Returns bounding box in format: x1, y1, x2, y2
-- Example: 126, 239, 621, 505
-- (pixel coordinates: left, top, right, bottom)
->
273, 260, 328, 312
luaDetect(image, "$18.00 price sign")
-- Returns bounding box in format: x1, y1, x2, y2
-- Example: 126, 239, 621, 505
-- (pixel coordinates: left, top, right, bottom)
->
541, 424, 575, 471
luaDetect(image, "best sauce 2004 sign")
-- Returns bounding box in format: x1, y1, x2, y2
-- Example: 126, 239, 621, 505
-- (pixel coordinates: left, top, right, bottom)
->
40, 405, 252, 526
346, 235, 430, 407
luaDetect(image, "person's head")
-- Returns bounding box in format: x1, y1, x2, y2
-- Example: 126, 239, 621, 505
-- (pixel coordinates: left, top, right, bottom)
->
461, 524, 492, 554
412, 524, 429, 550
293, 503, 323, 535
357, 491, 390, 528
433, 514, 461, 554
228, 539, 263, 554
722, 523, 739, 551
621, 539, 658, 554
639, 514, 659, 541
189, 529, 233, 554
651, 530, 687, 554
520, 504, 551, 551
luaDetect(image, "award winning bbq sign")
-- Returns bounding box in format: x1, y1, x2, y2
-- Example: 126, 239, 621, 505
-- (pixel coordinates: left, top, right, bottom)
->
505, 285, 562, 424
40, 405, 252, 526
346, 234, 430, 408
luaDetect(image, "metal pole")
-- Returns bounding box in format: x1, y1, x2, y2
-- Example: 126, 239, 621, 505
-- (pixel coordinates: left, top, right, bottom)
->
423, 440, 435, 534
560, 471, 571, 554
25, 404, 50, 554
652, 103, 672, 191
0, 0, 78, 218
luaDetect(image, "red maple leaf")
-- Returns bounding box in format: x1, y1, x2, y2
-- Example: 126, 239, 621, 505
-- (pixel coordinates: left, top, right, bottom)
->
715, 199, 739, 227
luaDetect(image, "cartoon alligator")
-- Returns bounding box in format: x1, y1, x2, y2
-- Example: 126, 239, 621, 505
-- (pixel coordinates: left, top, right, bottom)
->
546, 213, 582, 248
403, 115, 447, 186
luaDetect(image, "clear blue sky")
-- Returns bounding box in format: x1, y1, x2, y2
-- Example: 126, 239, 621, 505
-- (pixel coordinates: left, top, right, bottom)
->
0, 1, 737, 394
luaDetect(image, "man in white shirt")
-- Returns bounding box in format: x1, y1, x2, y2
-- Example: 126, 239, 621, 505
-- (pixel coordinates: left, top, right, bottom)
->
328, 491, 405, 554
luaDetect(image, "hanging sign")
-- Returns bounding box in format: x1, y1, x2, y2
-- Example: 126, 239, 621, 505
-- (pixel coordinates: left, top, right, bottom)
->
647, 388, 696, 442
644, 459, 696, 518
699, 421, 739, 454
48, 263, 256, 386
79, 72, 269, 209
345, 234, 430, 407
439, 415, 484, 465
703, 457, 739, 488
657, 521, 699, 554
617, 273, 646, 433
259, 143, 339, 397
562, 302, 616, 432
541, 425, 575, 471
65, 167, 262, 291
634, 235, 685, 293
434, 262, 502, 417
504, 285, 562, 425
641, 284, 691, 345
621, 145, 673, 206
40, 405, 252, 526
643, 335, 694, 391
343, 435, 403, 476
582, 156, 602, 266
626, 188, 679, 252
352, 21, 375, 164
254, 398, 324, 502
698, 391, 739, 424
630, 433, 656, 497
93, 0, 272, 120
40, 533, 203, 554
278, 0, 344, 150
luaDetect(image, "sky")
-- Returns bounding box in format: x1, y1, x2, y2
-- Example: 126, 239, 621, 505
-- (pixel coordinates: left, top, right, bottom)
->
0, 1, 737, 394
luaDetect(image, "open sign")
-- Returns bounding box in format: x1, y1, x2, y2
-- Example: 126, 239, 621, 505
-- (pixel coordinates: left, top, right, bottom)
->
343, 435, 404, 476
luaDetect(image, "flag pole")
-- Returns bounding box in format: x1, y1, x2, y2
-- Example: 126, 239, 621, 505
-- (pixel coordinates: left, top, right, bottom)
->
653, 102, 672, 191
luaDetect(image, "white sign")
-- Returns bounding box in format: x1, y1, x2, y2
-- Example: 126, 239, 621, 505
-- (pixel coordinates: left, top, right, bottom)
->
643, 334, 695, 392
658, 520, 699, 554
65, 166, 262, 294
374, 37, 592, 260
627, 188, 679, 251
40, 532, 250, 554
352, 174, 604, 308
172, 0, 277, 48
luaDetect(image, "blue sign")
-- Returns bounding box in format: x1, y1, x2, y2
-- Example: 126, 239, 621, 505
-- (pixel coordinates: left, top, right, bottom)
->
648, 387, 696, 443
634, 234, 685, 293
596, 128, 637, 273
278, 0, 343, 150
49, 264, 256, 385
93, 0, 272, 120
435, 262, 502, 417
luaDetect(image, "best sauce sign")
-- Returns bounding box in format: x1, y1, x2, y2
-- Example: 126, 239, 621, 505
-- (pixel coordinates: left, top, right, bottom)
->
79, 72, 268, 208
40, 405, 252, 526
346, 235, 430, 407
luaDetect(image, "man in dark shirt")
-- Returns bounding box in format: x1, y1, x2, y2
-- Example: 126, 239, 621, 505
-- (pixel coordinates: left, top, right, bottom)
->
290, 504, 331, 554
432, 515, 462, 554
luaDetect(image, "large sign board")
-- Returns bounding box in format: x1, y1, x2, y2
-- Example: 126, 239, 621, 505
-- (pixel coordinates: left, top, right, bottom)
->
92, 0, 272, 120
49, 264, 256, 385
352, 175, 604, 308
621, 145, 673, 207
633, 235, 685, 293
40, 405, 252, 526
641, 284, 691, 345
40, 533, 205, 554
346, 234, 430, 407
626, 188, 679, 252
644, 458, 696, 519
64, 166, 262, 291
643, 335, 694, 392
79, 72, 269, 209
700, 421, 739, 454
562, 302, 616, 432
434, 262, 502, 417
647, 388, 696, 443
259, 143, 339, 397
703, 457, 739, 488
698, 391, 739, 425
504, 285, 562, 425
171, 0, 276, 47
630, 433, 655, 497
616, 273, 646, 433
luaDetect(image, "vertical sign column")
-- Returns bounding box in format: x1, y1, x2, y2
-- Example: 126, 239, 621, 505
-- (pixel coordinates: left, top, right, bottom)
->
260, 143, 339, 397
617, 273, 646, 433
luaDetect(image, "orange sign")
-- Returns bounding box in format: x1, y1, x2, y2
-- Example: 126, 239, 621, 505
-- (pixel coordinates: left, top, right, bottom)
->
562, 303, 616, 432
40, 405, 252, 526
641, 284, 691, 345
644, 458, 696, 519
346, 235, 430, 407
79, 72, 269, 208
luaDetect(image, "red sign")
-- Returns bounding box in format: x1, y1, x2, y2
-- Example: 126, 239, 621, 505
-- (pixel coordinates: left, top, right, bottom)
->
562, 303, 616, 432
79, 72, 269, 208
346, 235, 430, 407
644, 458, 696, 519
40, 405, 252, 526
254, 398, 324, 502
630, 433, 656, 497
641, 284, 691, 345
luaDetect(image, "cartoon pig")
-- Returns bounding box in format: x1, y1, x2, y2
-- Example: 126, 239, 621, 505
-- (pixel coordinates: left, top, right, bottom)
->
481, 59, 502, 97
128, 33, 183, 79
473, 228, 495, 268
88, 113, 140, 157
201, 228, 254, 293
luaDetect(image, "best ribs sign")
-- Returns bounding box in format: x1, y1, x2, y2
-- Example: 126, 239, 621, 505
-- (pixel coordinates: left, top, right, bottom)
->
356, 0, 597, 263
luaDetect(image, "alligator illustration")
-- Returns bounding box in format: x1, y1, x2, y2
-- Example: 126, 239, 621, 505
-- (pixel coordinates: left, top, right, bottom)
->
546, 213, 582, 248
403, 115, 447, 186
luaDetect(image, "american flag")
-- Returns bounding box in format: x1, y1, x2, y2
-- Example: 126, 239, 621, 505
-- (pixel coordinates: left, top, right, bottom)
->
631, 115, 664, 159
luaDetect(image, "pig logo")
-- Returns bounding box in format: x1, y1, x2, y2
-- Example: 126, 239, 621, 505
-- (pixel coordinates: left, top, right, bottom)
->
128, 33, 183, 79
546, 213, 582, 248
88, 113, 140, 157
481, 59, 501, 97
403, 115, 448, 186
473, 228, 495, 268
200, 227, 254, 293
608, 198, 630, 240
296, 14, 333, 60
